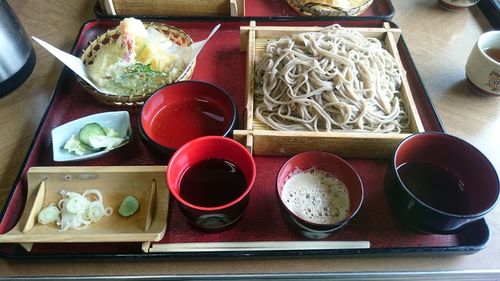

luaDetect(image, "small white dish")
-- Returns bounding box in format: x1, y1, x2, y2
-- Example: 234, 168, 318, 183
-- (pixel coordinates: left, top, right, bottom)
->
51, 111, 132, 162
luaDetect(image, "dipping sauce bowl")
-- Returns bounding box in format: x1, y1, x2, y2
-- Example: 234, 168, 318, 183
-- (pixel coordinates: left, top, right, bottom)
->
166, 136, 256, 231
139, 81, 238, 155
385, 132, 499, 234
276, 151, 364, 239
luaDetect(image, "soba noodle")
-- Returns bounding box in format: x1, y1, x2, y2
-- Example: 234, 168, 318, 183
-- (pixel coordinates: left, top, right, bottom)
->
254, 25, 409, 133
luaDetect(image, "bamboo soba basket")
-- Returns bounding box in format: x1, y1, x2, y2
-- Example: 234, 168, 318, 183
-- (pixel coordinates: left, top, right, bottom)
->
78, 22, 195, 106
286, 0, 373, 16
234, 21, 425, 158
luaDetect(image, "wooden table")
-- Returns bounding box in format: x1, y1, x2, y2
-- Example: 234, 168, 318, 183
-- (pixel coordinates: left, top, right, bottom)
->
1, 0, 499, 279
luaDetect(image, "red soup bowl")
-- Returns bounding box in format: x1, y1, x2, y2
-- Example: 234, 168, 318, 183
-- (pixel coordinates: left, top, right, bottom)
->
139, 81, 237, 155
166, 136, 256, 231
385, 132, 499, 234
277, 151, 364, 239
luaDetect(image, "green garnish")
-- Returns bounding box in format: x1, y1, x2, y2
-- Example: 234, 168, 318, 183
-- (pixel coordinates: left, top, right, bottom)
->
79, 123, 106, 146
118, 195, 140, 217
111, 63, 169, 95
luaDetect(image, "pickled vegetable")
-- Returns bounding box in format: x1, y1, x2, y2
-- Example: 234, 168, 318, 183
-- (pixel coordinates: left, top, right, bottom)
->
63, 123, 125, 156
118, 195, 140, 217
79, 123, 106, 146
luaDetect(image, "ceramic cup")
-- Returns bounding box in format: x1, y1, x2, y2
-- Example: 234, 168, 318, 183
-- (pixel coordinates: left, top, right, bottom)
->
438, 0, 480, 10
166, 136, 256, 231
465, 30, 500, 96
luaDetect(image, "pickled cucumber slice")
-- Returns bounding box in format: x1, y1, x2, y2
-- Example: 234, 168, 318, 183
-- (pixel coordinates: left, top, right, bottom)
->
118, 196, 140, 217
78, 123, 106, 146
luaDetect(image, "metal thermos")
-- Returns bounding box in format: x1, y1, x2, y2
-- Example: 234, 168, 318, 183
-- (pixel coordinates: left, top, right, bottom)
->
0, 0, 36, 96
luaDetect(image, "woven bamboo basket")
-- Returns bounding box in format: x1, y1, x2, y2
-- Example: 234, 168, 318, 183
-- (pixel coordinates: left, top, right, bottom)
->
286, 0, 373, 16
79, 22, 195, 106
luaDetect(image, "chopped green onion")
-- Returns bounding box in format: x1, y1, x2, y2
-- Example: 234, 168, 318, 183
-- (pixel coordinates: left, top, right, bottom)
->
64, 195, 89, 214
37, 204, 60, 225
87, 201, 106, 222
38, 189, 113, 231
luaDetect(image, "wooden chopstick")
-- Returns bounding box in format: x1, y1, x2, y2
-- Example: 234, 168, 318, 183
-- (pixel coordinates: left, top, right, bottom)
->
149, 241, 370, 253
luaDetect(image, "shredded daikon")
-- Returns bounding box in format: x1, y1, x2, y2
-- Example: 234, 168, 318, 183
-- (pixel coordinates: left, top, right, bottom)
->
37, 189, 112, 231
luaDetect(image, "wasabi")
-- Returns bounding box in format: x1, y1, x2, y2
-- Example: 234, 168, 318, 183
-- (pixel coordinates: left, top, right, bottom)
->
118, 195, 140, 217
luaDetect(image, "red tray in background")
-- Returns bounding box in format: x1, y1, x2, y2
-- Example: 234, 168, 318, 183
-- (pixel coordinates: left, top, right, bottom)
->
94, 0, 395, 20
0, 19, 490, 259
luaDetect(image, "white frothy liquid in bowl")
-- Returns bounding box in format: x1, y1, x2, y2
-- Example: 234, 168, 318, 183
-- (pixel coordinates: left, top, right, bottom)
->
282, 169, 350, 224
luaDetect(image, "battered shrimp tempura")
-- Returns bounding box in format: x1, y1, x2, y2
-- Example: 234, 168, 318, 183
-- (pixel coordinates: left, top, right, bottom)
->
118, 17, 147, 62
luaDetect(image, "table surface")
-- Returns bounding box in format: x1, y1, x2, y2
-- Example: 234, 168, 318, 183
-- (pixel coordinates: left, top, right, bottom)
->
1, 0, 499, 279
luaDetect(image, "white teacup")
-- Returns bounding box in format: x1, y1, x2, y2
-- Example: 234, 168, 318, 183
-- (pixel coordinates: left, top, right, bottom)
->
465, 31, 500, 97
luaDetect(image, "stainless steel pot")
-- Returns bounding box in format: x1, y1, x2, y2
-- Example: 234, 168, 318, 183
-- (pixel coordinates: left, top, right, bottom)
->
0, 0, 36, 96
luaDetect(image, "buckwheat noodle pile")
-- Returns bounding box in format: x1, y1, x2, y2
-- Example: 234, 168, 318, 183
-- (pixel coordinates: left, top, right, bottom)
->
254, 25, 409, 133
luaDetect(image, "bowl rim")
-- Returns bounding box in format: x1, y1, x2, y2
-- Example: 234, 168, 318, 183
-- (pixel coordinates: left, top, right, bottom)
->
166, 136, 256, 212
391, 132, 500, 218
276, 151, 364, 228
478, 30, 500, 66
138, 80, 238, 152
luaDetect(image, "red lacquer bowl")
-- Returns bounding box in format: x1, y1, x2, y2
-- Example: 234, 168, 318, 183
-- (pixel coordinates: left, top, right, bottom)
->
139, 81, 237, 155
167, 136, 256, 231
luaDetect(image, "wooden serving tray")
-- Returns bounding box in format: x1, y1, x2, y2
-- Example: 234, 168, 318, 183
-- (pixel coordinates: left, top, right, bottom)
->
0, 19, 490, 259
94, 0, 395, 19
234, 21, 424, 158
0, 166, 169, 250
98, 0, 244, 17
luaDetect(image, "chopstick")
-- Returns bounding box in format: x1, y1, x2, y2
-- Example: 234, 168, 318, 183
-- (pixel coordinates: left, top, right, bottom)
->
149, 241, 370, 253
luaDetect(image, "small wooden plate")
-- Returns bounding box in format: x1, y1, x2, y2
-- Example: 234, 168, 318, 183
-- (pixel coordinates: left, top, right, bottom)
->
0, 166, 169, 244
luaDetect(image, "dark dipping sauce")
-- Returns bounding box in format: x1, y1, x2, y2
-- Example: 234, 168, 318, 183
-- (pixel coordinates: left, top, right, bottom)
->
180, 158, 247, 208
151, 98, 229, 149
397, 162, 469, 215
